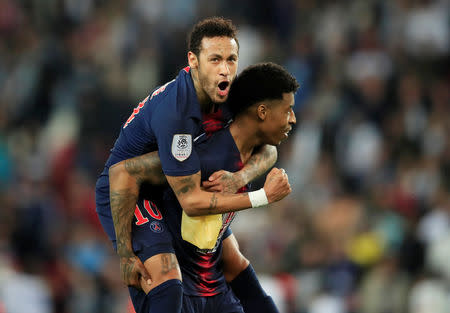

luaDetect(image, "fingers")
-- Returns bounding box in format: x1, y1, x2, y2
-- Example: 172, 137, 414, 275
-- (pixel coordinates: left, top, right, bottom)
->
202, 180, 224, 192
263, 167, 291, 203
204, 170, 238, 193
121, 256, 153, 289
139, 276, 151, 294
203, 170, 225, 188
268, 167, 287, 178
126, 275, 141, 289
137, 263, 152, 286
266, 167, 278, 178
280, 168, 289, 186
202, 185, 224, 192
208, 170, 225, 182
280, 168, 288, 179
202, 180, 221, 188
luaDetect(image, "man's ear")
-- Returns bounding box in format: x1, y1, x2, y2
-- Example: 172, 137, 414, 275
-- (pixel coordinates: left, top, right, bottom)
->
188, 51, 199, 69
257, 104, 267, 121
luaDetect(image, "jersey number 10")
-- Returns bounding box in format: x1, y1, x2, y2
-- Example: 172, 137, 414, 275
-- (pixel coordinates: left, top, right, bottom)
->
134, 199, 163, 225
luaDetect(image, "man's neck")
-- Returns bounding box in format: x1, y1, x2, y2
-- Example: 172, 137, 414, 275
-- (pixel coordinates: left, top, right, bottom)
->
229, 117, 261, 164
191, 68, 215, 113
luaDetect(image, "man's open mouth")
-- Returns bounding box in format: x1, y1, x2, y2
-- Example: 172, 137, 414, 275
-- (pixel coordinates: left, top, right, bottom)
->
218, 81, 229, 91
217, 81, 230, 97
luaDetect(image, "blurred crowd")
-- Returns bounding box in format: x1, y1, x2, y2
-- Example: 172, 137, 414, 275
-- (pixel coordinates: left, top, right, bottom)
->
0, 0, 448, 313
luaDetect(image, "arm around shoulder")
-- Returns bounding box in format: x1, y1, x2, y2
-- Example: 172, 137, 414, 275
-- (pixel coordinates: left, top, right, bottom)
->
166, 165, 290, 217
203, 145, 277, 194
166, 172, 252, 217
237, 144, 278, 186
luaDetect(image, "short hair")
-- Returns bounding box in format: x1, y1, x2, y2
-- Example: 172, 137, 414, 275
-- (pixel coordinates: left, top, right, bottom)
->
188, 17, 239, 56
227, 62, 300, 117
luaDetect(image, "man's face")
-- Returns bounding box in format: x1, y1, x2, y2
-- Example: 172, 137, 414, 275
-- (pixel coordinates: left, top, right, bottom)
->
191, 36, 239, 104
260, 92, 296, 145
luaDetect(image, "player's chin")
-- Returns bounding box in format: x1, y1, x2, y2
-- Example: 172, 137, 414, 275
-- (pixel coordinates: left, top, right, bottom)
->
213, 94, 228, 103
276, 133, 290, 145
270, 137, 283, 146
283, 128, 292, 139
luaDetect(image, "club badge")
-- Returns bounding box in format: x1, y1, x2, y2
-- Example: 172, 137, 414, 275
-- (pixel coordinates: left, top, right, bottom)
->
150, 221, 163, 233
171, 134, 192, 161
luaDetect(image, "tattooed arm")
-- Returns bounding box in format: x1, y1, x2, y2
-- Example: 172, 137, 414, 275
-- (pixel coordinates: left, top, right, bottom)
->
202, 145, 277, 193
109, 151, 165, 255
239, 144, 277, 185
166, 166, 290, 217
109, 151, 165, 288
114, 151, 167, 186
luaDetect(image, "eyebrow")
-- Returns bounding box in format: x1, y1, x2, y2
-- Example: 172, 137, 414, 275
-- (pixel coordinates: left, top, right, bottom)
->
207, 53, 238, 59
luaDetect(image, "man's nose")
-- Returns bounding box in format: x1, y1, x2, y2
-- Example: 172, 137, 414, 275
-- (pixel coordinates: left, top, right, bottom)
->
289, 109, 296, 124
219, 61, 230, 75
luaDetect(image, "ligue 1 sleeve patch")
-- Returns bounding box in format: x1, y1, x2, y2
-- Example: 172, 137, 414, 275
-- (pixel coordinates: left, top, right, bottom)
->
171, 134, 192, 161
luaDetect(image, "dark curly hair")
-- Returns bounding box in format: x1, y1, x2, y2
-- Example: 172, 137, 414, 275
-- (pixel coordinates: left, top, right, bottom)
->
188, 17, 239, 56
227, 62, 300, 117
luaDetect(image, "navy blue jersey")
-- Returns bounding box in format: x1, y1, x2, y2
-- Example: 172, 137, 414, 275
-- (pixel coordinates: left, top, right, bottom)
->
95, 66, 242, 301
153, 126, 249, 297
95, 67, 232, 235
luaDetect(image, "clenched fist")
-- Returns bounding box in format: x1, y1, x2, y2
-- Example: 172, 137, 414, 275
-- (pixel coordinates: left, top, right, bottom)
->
263, 168, 291, 203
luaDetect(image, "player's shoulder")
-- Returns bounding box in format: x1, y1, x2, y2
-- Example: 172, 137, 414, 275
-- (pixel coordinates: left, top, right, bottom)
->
154, 68, 187, 101
152, 67, 199, 120
148, 79, 177, 105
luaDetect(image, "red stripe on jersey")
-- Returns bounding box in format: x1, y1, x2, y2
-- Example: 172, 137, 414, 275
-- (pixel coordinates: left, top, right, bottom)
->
195, 254, 221, 296
235, 160, 249, 193
202, 109, 225, 136
223, 212, 235, 225
203, 108, 224, 121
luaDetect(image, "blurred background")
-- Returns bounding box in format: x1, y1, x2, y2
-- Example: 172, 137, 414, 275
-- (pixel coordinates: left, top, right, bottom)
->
0, 0, 448, 312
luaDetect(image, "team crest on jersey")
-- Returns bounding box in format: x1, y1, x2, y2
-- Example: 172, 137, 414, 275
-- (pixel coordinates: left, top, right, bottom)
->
150, 221, 163, 233
172, 134, 192, 161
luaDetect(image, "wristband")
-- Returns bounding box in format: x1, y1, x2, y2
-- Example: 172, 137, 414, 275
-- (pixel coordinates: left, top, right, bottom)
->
248, 188, 269, 208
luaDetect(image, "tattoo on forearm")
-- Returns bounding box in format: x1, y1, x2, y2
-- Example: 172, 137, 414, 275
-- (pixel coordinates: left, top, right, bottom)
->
121, 255, 137, 281
110, 189, 138, 255
161, 253, 178, 274
243, 145, 276, 182
124, 153, 166, 185
209, 193, 218, 213
172, 174, 199, 197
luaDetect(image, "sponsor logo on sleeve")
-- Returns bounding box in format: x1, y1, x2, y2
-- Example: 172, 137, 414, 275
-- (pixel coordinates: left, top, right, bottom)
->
171, 134, 192, 161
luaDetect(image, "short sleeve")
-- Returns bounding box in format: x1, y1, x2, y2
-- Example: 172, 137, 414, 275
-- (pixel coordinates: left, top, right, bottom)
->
152, 109, 201, 176
107, 96, 155, 165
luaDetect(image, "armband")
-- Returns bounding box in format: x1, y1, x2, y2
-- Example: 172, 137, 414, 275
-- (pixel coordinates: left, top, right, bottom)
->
248, 188, 269, 208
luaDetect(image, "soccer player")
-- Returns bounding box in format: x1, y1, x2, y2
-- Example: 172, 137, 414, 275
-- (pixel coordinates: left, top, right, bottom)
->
95, 18, 286, 312
132, 62, 298, 313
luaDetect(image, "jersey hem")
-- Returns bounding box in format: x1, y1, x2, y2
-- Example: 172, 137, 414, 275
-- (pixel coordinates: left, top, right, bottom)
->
163, 168, 201, 177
